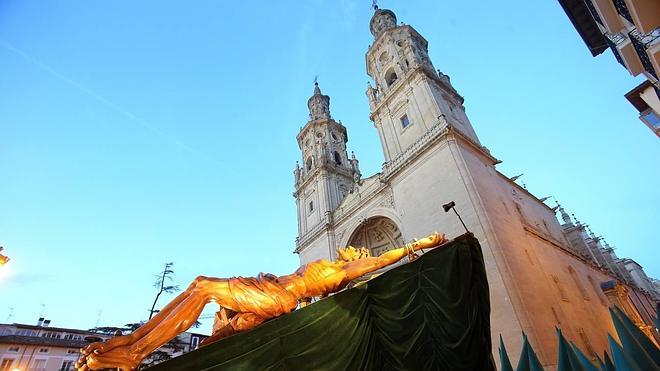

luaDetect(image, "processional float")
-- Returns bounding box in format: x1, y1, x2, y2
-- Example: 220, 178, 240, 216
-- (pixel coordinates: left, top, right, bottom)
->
76, 233, 447, 370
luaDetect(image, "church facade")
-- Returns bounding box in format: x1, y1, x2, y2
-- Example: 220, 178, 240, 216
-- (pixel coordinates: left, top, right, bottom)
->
292, 7, 658, 368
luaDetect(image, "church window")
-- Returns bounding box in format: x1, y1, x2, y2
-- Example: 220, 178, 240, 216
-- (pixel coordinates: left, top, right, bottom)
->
306, 157, 313, 171
378, 51, 389, 63
308, 200, 314, 212
385, 69, 398, 86
551, 275, 569, 302
568, 266, 590, 300
514, 202, 528, 224
400, 114, 410, 129
334, 151, 342, 165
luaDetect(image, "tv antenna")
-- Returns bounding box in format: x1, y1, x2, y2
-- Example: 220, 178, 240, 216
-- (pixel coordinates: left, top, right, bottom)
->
94, 309, 103, 328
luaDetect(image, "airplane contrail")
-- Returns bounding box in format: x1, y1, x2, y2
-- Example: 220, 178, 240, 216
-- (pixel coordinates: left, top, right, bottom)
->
0, 39, 217, 163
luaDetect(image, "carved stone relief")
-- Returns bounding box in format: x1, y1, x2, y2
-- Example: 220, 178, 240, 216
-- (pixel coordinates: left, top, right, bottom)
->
347, 216, 404, 257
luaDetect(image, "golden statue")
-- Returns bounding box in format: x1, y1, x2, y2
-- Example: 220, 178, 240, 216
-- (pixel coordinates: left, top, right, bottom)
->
76, 232, 446, 370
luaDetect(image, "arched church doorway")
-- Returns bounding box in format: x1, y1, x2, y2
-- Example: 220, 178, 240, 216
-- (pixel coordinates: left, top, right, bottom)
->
347, 217, 404, 257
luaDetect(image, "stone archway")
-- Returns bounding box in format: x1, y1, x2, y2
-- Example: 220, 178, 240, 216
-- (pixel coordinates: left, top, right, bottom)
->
347, 216, 404, 257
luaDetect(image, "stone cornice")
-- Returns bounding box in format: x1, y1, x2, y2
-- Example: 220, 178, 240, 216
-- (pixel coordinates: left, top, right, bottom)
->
381, 117, 498, 182
332, 177, 388, 226
294, 165, 354, 197
369, 67, 436, 121
295, 176, 388, 253
294, 215, 332, 253
366, 24, 428, 68
296, 118, 347, 146
296, 118, 496, 252
293, 166, 321, 197
497, 172, 558, 214
523, 225, 624, 283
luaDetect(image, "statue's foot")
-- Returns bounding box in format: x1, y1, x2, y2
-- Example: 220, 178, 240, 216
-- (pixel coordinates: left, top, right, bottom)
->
76, 345, 142, 371
81, 334, 133, 357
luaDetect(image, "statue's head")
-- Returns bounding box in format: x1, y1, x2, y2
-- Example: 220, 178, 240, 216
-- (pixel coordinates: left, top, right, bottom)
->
336, 246, 370, 263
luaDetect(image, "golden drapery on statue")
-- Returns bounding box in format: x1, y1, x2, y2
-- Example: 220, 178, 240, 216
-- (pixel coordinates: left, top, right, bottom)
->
76, 232, 446, 371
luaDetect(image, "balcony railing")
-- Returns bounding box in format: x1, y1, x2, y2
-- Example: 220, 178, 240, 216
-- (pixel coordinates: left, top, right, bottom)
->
630, 27, 660, 49
612, 0, 634, 24
605, 37, 627, 68
605, 32, 626, 45
584, 0, 604, 26
629, 30, 658, 79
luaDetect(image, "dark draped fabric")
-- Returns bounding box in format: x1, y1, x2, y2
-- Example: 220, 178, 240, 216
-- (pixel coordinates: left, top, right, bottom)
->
149, 234, 495, 371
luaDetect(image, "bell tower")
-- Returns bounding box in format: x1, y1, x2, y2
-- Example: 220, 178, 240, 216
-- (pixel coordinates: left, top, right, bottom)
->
294, 82, 361, 244
365, 7, 480, 163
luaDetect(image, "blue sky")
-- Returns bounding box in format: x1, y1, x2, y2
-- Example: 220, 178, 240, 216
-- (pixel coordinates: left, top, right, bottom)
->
1, 1, 658, 334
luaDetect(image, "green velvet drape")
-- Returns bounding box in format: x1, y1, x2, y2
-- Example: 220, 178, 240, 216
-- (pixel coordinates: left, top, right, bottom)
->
150, 234, 495, 371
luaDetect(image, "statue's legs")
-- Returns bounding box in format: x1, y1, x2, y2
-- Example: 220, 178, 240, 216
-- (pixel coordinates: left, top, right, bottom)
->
79, 276, 241, 370
81, 279, 195, 358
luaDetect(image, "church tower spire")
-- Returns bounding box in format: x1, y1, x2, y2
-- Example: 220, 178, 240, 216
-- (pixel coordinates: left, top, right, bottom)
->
557, 203, 573, 226
294, 82, 360, 244
365, 7, 481, 163
308, 82, 331, 121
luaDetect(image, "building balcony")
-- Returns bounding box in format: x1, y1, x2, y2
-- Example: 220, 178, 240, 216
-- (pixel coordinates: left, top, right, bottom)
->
590, 0, 626, 34
623, 0, 660, 34
613, 0, 634, 24
630, 27, 660, 78
629, 28, 659, 79
625, 80, 660, 137
606, 33, 645, 75
559, 0, 609, 55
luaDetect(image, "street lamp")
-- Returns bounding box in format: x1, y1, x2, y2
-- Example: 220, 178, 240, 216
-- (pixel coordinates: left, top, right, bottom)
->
0, 246, 9, 266
442, 201, 470, 234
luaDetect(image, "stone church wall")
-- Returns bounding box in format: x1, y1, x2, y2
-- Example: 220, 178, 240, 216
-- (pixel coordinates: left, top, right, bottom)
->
455, 139, 620, 366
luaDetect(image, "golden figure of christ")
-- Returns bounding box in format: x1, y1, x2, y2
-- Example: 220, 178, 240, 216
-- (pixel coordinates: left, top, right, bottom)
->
76, 232, 446, 370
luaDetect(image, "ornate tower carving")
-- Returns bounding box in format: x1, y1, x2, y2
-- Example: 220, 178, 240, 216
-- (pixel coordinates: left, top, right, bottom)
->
294, 83, 361, 240
365, 7, 481, 163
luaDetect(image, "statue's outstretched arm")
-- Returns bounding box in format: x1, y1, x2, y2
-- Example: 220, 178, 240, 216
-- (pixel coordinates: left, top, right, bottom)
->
343, 232, 445, 281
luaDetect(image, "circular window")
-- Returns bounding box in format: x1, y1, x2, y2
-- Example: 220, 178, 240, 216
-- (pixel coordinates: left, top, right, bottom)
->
379, 51, 389, 63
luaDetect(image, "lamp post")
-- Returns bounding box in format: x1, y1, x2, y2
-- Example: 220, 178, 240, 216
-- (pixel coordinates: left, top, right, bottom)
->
0, 246, 9, 266
442, 201, 470, 234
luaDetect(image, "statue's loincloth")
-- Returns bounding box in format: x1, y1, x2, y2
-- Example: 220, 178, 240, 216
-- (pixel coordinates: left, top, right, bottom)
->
226, 273, 298, 319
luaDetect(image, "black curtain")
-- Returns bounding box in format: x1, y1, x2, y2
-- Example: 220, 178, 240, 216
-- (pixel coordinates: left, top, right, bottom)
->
150, 234, 495, 371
